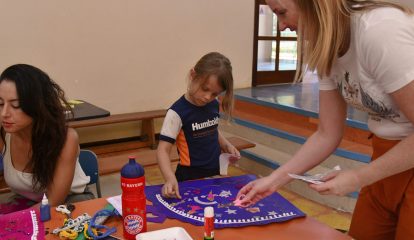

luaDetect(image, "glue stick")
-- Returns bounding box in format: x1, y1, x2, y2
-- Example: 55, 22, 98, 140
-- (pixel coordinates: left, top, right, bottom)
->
204, 206, 214, 240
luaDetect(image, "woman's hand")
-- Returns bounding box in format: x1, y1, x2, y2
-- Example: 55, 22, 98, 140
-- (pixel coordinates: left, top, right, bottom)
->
162, 177, 181, 199
309, 169, 362, 196
236, 175, 277, 207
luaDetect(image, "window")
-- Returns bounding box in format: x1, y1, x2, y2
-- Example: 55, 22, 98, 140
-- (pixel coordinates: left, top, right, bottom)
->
252, 0, 298, 86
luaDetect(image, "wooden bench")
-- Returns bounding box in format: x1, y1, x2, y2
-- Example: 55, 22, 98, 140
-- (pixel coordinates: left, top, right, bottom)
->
0, 137, 255, 193
69, 109, 167, 153
96, 136, 256, 175
0, 110, 167, 193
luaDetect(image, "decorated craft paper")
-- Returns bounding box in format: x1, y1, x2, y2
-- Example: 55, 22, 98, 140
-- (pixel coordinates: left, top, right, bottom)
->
145, 175, 305, 228
0, 208, 44, 240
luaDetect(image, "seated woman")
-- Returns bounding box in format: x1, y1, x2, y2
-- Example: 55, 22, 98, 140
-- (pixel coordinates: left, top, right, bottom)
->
0, 64, 93, 210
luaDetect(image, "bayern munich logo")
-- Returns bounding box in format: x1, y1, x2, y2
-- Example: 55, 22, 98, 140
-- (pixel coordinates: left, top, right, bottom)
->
124, 215, 144, 234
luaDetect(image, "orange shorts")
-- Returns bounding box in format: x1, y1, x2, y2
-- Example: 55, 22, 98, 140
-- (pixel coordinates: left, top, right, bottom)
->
349, 135, 414, 240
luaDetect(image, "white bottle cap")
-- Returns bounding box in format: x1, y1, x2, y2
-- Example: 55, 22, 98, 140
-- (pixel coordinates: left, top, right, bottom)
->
204, 206, 214, 217
42, 193, 48, 205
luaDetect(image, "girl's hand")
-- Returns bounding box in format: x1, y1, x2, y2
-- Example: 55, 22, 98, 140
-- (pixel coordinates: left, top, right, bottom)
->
162, 178, 182, 199
223, 144, 241, 163
236, 176, 277, 207
309, 169, 362, 196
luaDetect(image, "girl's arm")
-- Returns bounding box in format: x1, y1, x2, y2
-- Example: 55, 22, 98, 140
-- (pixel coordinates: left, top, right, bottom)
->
46, 128, 79, 206
238, 89, 347, 205
218, 131, 240, 157
157, 140, 181, 198
312, 81, 414, 195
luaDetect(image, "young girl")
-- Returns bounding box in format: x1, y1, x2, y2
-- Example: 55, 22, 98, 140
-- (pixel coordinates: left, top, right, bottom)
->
0, 64, 92, 207
237, 1, 414, 239
157, 52, 240, 199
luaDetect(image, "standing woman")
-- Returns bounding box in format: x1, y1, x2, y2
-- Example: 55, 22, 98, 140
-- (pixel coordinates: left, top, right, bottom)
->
237, 1, 414, 239
0, 64, 91, 207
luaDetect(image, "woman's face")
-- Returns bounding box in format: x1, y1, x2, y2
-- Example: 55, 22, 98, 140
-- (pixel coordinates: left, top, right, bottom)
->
0, 80, 33, 134
265, 0, 299, 31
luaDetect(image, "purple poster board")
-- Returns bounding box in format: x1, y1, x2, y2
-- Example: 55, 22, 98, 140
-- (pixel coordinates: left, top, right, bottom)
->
146, 175, 305, 228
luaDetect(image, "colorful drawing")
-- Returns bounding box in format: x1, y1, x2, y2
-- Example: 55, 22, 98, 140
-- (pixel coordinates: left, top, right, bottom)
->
145, 175, 305, 228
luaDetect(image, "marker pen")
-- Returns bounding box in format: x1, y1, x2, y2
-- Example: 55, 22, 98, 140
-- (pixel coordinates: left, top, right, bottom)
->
204, 206, 214, 240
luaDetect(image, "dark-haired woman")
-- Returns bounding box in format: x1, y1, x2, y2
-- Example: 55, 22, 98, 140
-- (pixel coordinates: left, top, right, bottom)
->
0, 64, 92, 207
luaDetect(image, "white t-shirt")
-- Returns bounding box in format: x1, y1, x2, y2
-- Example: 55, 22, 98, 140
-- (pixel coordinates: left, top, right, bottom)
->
320, 7, 414, 140
3, 134, 90, 201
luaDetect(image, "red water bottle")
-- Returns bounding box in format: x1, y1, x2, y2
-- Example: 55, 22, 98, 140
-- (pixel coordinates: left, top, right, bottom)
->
121, 156, 147, 239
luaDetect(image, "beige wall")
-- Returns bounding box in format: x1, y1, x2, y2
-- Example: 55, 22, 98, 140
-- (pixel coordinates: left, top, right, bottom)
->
1, 0, 412, 143
397, 0, 414, 8
0, 0, 254, 115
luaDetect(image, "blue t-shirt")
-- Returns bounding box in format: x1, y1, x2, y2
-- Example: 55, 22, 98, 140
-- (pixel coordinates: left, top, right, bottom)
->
159, 95, 221, 170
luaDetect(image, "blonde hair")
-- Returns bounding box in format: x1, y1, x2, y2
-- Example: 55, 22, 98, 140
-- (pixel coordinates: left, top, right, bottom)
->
294, 0, 413, 82
190, 52, 234, 118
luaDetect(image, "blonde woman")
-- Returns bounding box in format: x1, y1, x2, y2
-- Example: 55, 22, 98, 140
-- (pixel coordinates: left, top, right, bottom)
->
237, 1, 414, 239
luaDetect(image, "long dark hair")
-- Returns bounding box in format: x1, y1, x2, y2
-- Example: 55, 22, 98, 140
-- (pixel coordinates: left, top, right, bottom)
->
0, 64, 72, 191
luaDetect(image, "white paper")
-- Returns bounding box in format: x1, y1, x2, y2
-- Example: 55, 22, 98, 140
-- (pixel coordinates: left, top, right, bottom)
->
107, 194, 123, 216
288, 165, 341, 185
136, 227, 193, 240
287, 173, 325, 184
219, 153, 232, 175
219, 153, 241, 175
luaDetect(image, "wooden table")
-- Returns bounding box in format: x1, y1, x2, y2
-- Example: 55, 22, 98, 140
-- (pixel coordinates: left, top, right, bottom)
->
45, 198, 351, 240
66, 100, 110, 121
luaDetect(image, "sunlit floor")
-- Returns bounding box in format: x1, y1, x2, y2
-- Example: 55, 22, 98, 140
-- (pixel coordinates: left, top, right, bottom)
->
235, 82, 368, 126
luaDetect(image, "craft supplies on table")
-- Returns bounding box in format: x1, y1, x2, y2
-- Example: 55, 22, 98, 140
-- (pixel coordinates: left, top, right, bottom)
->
145, 174, 305, 228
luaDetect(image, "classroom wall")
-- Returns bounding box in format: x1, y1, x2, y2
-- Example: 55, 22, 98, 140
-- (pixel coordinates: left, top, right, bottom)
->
0, 0, 254, 115
1, 0, 412, 143
397, 0, 414, 8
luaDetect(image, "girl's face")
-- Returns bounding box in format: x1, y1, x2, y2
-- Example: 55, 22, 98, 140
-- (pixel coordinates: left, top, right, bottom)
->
0, 80, 33, 133
188, 74, 224, 107
265, 0, 299, 31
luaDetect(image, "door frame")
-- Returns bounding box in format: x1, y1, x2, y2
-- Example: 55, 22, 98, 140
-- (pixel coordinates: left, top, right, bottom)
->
252, 0, 297, 86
